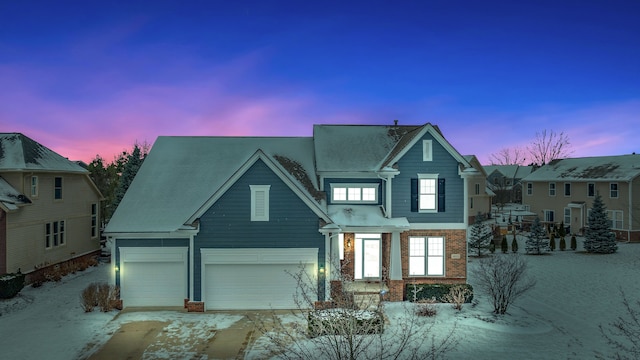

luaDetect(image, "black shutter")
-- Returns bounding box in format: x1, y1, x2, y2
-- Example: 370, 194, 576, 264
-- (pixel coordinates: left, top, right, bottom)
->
411, 178, 418, 212
438, 178, 445, 212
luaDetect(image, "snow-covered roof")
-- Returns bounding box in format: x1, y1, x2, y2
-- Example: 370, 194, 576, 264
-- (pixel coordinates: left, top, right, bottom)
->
0, 133, 87, 173
484, 165, 533, 179
325, 205, 410, 231
0, 176, 31, 212
313, 124, 420, 172
105, 136, 323, 234
523, 154, 640, 182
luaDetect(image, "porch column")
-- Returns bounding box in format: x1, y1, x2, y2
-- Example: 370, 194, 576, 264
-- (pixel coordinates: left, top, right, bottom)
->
389, 231, 402, 280
328, 233, 342, 301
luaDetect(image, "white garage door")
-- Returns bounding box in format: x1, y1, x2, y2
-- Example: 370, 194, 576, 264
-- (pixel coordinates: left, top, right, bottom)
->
120, 247, 188, 307
202, 248, 317, 310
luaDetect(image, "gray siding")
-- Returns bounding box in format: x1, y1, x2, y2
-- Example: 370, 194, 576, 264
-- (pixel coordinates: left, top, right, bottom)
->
392, 133, 465, 223
194, 159, 325, 300
114, 238, 190, 288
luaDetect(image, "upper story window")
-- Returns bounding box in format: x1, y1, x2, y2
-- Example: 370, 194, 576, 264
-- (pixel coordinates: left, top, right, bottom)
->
91, 203, 99, 238
564, 183, 571, 196
526, 183, 533, 196
250, 185, 270, 221
31, 176, 38, 197
422, 140, 433, 161
474, 183, 480, 195
610, 183, 618, 198
587, 183, 595, 197
54, 176, 63, 200
411, 174, 445, 213
331, 184, 379, 203
548, 182, 556, 197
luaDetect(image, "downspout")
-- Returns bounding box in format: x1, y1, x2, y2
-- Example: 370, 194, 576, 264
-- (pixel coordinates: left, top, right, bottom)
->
189, 234, 195, 300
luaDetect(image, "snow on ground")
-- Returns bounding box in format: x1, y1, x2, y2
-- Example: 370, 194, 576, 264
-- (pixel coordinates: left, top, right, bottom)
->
2, 240, 639, 359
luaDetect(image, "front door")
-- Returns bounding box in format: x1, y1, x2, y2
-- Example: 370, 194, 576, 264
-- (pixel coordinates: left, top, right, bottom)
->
571, 207, 583, 234
355, 234, 381, 280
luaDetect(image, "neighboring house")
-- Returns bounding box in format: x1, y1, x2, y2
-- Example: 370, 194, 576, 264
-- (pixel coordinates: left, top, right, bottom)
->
522, 154, 640, 242
104, 122, 480, 310
484, 165, 534, 204
0, 133, 103, 278
465, 155, 493, 223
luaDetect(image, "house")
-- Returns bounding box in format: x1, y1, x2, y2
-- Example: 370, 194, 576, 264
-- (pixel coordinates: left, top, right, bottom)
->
0, 133, 103, 279
104, 122, 481, 310
484, 164, 534, 204
522, 154, 640, 242
464, 155, 493, 223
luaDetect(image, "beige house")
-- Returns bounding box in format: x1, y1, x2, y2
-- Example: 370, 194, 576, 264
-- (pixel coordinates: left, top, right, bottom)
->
465, 155, 493, 223
0, 133, 103, 276
522, 154, 640, 242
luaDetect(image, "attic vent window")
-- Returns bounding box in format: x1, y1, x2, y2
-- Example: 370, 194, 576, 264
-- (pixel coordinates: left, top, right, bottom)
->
250, 185, 270, 221
422, 140, 432, 161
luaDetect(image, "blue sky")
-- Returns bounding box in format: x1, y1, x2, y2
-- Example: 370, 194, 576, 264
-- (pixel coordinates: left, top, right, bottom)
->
1, 0, 639, 164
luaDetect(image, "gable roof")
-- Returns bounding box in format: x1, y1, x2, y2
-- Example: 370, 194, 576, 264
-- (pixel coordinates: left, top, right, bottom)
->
523, 154, 640, 182
484, 165, 533, 179
0, 176, 31, 212
105, 136, 327, 234
313, 124, 420, 172
0, 133, 87, 173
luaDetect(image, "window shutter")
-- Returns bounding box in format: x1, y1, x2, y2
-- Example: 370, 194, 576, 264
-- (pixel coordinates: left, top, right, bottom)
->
411, 178, 418, 212
438, 178, 445, 212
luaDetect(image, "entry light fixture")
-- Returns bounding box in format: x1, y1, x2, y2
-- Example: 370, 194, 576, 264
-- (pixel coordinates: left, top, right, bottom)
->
319, 266, 325, 274
347, 239, 351, 248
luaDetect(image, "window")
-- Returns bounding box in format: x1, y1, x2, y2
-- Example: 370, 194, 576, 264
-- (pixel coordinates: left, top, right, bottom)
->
31, 176, 38, 197
412, 175, 444, 212
419, 178, 437, 211
544, 210, 555, 222
526, 183, 532, 196
422, 140, 432, 161
45, 220, 65, 248
564, 183, 571, 196
54, 177, 63, 200
330, 184, 379, 203
608, 210, 624, 229
587, 183, 595, 197
91, 203, 98, 238
409, 237, 444, 276
610, 183, 619, 198
548, 182, 556, 196
470, 197, 474, 209
564, 208, 571, 225
250, 185, 270, 221
475, 183, 480, 195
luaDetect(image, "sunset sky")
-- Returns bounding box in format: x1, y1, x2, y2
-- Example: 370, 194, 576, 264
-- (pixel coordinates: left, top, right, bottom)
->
1, 1, 639, 165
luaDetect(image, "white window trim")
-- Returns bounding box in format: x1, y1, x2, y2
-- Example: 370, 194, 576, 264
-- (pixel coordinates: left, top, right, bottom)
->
31, 176, 39, 198
330, 183, 379, 204
54, 176, 63, 200
564, 182, 571, 197
408, 236, 445, 276
544, 210, 555, 223
548, 182, 556, 197
418, 174, 438, 213
564, 207, 571, 225
526, 183, 533, 196
587, 182, 595, 197
250, 185, 270, 221
608, 210, 624, 229
422, 140, 433, 161
610, 183, 619, 198
91, 203, 99, 238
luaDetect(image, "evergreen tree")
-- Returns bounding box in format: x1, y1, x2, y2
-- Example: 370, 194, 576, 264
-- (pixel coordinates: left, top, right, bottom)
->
113, 143, 147, 212
511, 236, 518, 253
87, 155, 120, 224
501, 235, 508, 253
489, 241, 496, 254
468, 213, 492, 257
570, 235, 577, 250
584, 193, 618, 254
558, 222, 566, 251
549, 233, 556, 251
526, 216, 550, 255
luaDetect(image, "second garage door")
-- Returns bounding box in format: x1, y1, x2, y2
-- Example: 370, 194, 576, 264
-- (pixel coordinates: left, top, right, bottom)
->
201, 248, 318, 310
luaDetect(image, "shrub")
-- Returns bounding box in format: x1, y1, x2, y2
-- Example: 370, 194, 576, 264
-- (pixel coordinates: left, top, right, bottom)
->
475, 254, 536, 315
81, 283, 99, 312
0, 272, 25, 299
559, 237, 566, 251
415, 297, 438, 317
405, 283, 473, 303
571, 235, 577, 250
549, 233, 556, 251
511, 237, 519, 253
501, 235, 508, 253
442, 284, 473, 311
489, 242, 496, 253
308, 308, 384, 337
81, 282, 120, 312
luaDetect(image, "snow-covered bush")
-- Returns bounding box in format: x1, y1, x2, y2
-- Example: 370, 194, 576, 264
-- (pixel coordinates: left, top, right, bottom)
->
406, 283, 473, 303
0, 272, 25, 299
584, 193, 618, 254
526, 216, 550, 255
570, 235, 577, 250
511, 237, 519, 253
442, 285, 472, 311
415, 297, 438, 317
475, 254, 536, 315
308, 308, 383, 337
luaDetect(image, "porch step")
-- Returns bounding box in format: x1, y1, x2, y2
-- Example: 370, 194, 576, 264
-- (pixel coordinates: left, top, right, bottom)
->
353, 293, 380, 310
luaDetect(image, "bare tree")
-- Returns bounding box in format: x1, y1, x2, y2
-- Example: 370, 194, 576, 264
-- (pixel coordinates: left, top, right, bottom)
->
527, 129, 572, 166
490, 147, 527, 165
250, 258, 458, 359
474, 254, 536, 315
597, 290, 640, 359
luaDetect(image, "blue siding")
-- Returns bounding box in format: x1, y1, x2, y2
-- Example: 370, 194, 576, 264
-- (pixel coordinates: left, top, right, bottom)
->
194, 159, 325, 300
114, 238, 190, 288
324, 178, 384, 206
392, 133, 465, 223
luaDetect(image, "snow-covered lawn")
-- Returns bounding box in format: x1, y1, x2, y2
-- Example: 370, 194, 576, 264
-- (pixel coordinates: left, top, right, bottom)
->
2, 241, 639, 359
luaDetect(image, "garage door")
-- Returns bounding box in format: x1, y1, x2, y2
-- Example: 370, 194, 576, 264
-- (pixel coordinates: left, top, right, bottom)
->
120, 247, 188, 307
201, 248, 317, 310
